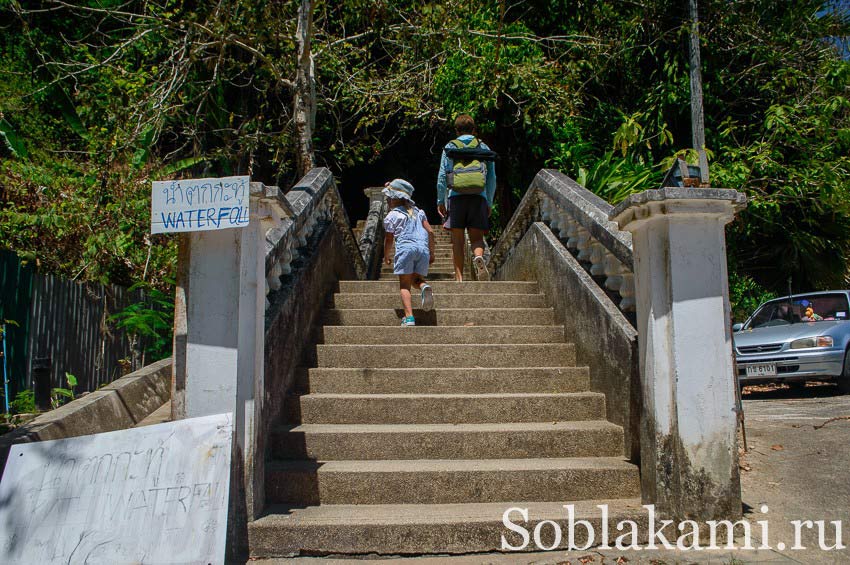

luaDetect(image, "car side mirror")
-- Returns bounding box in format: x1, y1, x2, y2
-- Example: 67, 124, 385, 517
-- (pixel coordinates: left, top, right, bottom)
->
732, 323, 744, 332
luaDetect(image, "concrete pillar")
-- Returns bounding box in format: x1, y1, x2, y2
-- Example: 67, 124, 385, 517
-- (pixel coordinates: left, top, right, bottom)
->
172, 202, 263, 419
610, 188, 746, 521
172, 193, 265, 534
359, 187, 388, 276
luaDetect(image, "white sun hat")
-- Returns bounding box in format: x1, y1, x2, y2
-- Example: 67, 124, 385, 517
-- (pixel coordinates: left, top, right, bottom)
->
381, 178, 415, 202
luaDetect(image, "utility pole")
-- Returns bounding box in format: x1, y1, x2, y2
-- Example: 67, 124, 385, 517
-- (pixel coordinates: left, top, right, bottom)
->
688, 0, 710, 185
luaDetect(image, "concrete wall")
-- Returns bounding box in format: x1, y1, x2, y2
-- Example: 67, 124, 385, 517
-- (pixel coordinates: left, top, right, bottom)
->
0, 358, 171, 473
497, 222, 640, 461
261, 219, 357, 484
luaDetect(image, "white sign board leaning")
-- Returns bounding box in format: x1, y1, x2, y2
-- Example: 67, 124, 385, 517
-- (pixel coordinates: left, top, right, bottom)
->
0, 413, 233, 565
151, 175, 250, 234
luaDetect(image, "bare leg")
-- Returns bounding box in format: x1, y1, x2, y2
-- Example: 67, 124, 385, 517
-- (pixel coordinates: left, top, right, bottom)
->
468, 228, 487, 258
399, 274, 415, 318
451, 228, 466, 282
412, 273, 426, 290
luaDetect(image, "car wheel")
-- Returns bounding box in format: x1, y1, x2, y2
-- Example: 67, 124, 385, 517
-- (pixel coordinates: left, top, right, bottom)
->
839, 349, 850, 395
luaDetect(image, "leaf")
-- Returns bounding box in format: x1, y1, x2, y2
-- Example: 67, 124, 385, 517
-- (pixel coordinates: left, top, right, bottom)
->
132, 126, 156, 168
65, 372, 77, 388
52, 388, 73, 399
0, 118, 27, 158
156, 156, 207, 179
53, 87, 88, 139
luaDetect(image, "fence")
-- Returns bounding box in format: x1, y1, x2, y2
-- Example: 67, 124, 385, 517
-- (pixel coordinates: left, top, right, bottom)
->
0, 250, 160, 407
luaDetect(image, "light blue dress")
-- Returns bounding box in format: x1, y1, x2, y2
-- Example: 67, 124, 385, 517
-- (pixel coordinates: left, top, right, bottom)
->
384, 206, 430, 275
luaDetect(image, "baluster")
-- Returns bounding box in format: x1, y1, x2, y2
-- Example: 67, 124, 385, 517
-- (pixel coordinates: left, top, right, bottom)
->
279, 249, 293, 275
549, 206, 562, 234
296, 221, 308, 247
267, 262, 282, 292
566, 223, 582, 250
589, 242, 607, 276
288, 237, 300, 262
540, 197, 553, 222
575, 227, 592, 261
603, 253, 623, 292
619, 268, 636, 312
557, 213, 575, 240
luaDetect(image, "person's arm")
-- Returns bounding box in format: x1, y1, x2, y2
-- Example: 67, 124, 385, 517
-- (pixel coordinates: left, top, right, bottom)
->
384, 232, 394, 265
436, 147, 450, 216
483, 142, 497, 207
422, 215, 436, 264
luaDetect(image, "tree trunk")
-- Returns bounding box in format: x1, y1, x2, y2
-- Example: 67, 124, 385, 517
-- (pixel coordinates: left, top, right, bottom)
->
294, 0, 316, 177
687, 0, 710, 185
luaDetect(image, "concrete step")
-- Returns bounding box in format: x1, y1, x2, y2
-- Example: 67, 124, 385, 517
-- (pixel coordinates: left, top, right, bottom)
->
316, 343, 575, 368
338, 281, 538, 294
332, 293, 546, 309
379, 263, 461, 269
377, 274, 464, 281
383, 260, 457, 269
288, 392, 605, 424
301, 367, 590, 394
322, 308, 555, 326
265, 457, 641, 505
269, 421, 624, 460
249, 498, 646, 557
379, 272, 461, 281
322, 325, 565, 345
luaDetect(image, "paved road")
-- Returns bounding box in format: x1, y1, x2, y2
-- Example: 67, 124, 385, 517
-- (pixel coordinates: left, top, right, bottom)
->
740, 382, 850, 564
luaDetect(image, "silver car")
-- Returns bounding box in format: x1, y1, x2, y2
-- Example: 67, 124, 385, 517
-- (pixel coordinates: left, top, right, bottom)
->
732, 291, 850, 393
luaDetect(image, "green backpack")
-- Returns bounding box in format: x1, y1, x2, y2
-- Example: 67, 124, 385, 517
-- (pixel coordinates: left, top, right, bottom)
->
447, 137, 487, 194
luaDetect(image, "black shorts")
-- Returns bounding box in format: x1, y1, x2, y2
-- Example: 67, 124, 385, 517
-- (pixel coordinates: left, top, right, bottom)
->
448, 194, 489, 231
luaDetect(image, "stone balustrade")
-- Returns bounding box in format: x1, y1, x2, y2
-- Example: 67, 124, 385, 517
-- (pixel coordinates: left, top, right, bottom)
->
258, 168, 367, 312
358, 187, 389, 279
488, 169, 636, 314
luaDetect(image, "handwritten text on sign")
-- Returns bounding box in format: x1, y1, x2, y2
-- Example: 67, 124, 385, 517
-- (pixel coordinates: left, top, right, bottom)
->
0, 413, 232, 565
151, 175, 250, 234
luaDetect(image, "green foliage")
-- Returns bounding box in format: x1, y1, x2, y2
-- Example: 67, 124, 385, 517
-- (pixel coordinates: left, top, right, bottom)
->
576, 152, 662, 205
9, 390, 35, 415
0, 0, 848, 301
0, 118, 27, 158
50, 372, 78, 410
728, 272, 778, 323
110, 283, 174, 362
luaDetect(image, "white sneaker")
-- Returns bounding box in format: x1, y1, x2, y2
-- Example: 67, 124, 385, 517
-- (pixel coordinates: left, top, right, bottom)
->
420, 284, 434, 312
473, 256, 490, 281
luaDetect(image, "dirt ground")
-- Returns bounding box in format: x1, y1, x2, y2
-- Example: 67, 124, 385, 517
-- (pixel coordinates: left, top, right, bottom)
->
738, 381, 850, 564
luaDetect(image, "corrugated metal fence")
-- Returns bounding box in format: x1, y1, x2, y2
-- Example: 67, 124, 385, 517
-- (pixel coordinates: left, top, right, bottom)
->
0, 250, 160, 402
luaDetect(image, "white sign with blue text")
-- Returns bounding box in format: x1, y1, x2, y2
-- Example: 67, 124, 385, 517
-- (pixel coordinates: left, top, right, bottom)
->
151, 175, 250, 234
0, 412, 233, 565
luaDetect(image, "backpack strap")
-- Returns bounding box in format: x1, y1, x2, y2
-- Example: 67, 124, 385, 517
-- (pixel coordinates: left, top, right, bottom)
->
451, 137, 480, 149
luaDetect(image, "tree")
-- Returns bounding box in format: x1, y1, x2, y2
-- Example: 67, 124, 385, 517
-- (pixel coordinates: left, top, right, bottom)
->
294, 0, 317, 176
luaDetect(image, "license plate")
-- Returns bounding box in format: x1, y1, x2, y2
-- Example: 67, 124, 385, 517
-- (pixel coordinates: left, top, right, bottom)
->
746, 363, 777, 377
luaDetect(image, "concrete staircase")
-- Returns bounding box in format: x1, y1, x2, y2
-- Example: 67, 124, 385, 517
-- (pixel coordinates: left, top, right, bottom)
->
249, 228, 642, 557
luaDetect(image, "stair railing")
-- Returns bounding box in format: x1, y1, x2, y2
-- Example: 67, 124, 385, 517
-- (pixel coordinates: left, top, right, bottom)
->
259, 168, 368, 309
487, 169, 636, 313
357, 187, 388, 279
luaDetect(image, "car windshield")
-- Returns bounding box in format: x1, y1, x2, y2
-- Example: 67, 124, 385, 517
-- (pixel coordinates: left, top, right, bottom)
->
745, 293, 850, 329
